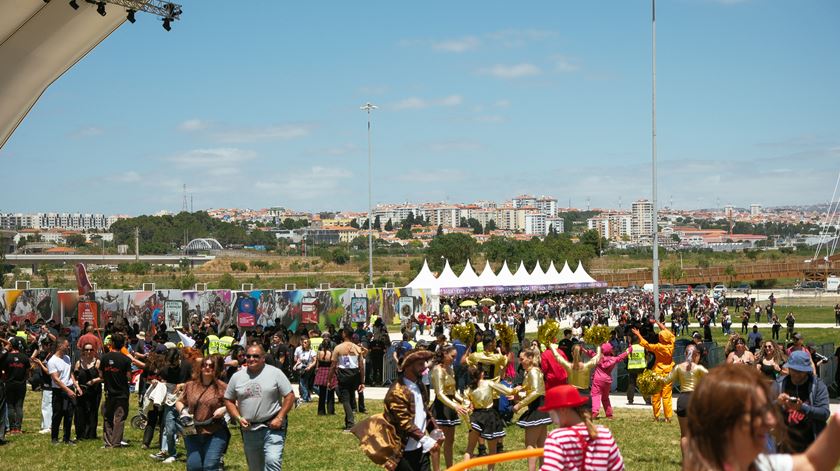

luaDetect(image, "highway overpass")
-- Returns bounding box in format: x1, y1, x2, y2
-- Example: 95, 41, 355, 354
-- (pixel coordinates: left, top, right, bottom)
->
3, 254, 215, 268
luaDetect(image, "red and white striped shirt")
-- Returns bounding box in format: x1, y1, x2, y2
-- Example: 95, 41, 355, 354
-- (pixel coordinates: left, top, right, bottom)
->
541, 423, 624, 471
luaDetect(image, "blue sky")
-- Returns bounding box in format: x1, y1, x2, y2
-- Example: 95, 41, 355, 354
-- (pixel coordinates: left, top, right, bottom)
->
3, 0, 839, 215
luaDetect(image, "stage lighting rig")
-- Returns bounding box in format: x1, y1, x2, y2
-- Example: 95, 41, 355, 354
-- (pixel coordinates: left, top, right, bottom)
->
68, 0, 79, 9
56, 0, 183, 28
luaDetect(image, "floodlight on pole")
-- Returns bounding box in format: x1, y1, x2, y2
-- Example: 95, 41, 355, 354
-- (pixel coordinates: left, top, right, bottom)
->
360, 102, 378, 286
651, 0, 660, 319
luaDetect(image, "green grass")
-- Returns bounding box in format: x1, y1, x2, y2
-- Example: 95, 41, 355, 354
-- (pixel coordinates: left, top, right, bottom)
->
4, 394, 682, 470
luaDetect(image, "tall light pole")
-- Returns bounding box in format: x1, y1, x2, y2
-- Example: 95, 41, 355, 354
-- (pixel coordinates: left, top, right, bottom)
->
361, 102, 378, 286
651, 0, 660, 319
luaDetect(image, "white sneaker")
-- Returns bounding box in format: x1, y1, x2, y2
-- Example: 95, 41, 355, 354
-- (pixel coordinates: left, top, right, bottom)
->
38, 429, 51, 435
162, 456, 176, 464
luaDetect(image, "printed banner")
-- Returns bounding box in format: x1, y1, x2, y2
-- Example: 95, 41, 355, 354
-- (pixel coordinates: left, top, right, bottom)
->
233, 292, 258, 328
398, 296, 414, 322
165, 300, 183, 330
78, 301, 98, 329
0, 289, 59, 325
350, 297, 368, 323
95, 290, 125, 326
182, 290, 233, 331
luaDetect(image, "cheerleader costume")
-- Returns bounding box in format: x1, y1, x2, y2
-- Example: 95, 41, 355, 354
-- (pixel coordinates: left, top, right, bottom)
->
516, 366, 552, 428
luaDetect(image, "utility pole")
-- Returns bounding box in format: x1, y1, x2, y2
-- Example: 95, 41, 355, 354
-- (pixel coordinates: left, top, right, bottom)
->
361, 102, 378, 286
651, 0, 661, 320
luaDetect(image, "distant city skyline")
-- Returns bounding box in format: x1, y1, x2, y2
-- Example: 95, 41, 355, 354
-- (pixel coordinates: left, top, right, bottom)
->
2, 1, 839, 213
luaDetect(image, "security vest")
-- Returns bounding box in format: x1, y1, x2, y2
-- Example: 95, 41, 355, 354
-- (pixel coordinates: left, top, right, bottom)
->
218, 336, 235, 355
15, 330, 27, 340
627, 344, 646, 371
206, 335, 221, 355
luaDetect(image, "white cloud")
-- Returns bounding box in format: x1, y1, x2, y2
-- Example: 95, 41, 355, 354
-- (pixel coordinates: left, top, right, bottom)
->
432, 36, 480, 53
178, 119, 208, 132
552, 55, 581, 72
419, 139, 483, 153
398, 169, 465, 183
111, 171, 141, 183
167, 147, 256, 168
494, 100, 511, 108
391, 95, 463, 110
70, 126, 104, 138
479, 63, 541, 79
255, 166, 353, 200
214, 124, 312, 143
306, 143, 360, 157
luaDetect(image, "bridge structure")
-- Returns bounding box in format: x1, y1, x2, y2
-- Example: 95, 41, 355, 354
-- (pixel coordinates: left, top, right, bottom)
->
3, 253, 215, 269
593, 258, 840, 288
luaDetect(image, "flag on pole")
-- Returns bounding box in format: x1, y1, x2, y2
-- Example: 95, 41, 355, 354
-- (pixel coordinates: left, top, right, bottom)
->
177, 330, 195, 348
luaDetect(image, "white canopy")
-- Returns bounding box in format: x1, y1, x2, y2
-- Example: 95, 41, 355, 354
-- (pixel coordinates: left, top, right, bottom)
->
558, 261, 575, 284
458, 259, 480, 287
0, 1, 126, 149
407, 259, 437, 289
544, 261, 560, 284
530, 261, 548, 285
572, 261, 598, 283
512, 261, 532, 286
435, 260, 461, 289
495, 261, 516, 286
476, 261, 498, 287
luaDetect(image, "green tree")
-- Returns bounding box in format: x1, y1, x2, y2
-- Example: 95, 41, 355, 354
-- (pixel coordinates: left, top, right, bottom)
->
65, 234, 87, 247
579, 229, 607, 256
467, 218, 483, 234
485, 220, 497, 232
373, 216, 381, 231
349, 219, 360, 229
216, 273, 236, 290
436, 225, 444, 237
662, 263, 684, 284
396, 226, 413, 239
426, 233, 478, 272
724, 264, 737, 285
384, 219, 393, 231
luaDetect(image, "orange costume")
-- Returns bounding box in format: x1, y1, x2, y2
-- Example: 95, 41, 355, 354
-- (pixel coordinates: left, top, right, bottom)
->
639, 328, 675, 420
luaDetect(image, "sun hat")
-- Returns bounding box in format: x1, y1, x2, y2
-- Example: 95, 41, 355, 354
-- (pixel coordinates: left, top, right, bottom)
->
539, 385, 588, 412
164, 341, 177, 349
792, 332, 803, 341
785, 350, 812, 373
137, 331, 146, 341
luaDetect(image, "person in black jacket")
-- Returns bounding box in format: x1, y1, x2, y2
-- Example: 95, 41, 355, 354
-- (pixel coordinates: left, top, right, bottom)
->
773, 350, 830, 453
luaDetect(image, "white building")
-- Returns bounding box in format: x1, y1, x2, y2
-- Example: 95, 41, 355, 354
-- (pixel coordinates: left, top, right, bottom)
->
536, 196, 558, 216
750, 204, 762, 217
631, 200, 654, 243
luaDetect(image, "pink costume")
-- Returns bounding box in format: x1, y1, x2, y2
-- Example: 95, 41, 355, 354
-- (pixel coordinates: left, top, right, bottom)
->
590, 343, 631, 418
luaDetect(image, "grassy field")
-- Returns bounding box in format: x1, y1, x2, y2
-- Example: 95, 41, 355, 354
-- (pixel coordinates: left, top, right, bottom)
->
2, 394, 682, 471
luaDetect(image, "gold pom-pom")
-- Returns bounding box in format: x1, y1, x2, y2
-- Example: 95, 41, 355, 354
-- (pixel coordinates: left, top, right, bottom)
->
637, 369, 666, 397
583, 325, 612, 346
538, 320, 560, 348
494, 323, 515, 348
451, 322, 476, 345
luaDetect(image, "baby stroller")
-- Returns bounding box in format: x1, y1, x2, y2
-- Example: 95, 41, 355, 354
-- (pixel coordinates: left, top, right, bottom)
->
131, 379, 167, 431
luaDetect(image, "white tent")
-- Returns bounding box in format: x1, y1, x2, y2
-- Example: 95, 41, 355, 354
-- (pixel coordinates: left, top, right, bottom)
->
544, 261, 561, 285
572, 261, 598, 284
495, 261, 516, 286
476, 261, 499, 287
512, 261, 532, 286
435, 260, 461, 290
407, 259, 438, 290
458, 259, 480, 287
558, 261, 575, 284
530, 261, 547, 285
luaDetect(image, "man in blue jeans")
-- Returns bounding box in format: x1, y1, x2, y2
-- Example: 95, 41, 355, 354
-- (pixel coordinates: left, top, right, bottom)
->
225, 344, 296, 470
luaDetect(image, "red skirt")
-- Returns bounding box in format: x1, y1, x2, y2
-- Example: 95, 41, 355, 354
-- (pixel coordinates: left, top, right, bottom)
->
314, 365, 337, 388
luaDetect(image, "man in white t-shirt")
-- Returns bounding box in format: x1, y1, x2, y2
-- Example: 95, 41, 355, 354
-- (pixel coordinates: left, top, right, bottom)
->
47, 337, 81, 445
328, 327, 365, 432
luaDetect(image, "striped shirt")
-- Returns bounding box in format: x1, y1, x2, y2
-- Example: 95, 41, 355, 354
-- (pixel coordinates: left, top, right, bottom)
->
541, 424, 624, 471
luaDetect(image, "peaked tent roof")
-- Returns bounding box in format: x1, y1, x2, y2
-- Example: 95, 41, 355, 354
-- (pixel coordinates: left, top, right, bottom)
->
407, 259, 437, 289
558, 261, 575, 284
530, 261, 549, 285
572, 261, 598, 283
436, 260, 461, 289
512, 261, 532, 286
476, 261, 498, 287
495, 261, 516, 286
544, 261, 560, 284
458, 259, 480, 287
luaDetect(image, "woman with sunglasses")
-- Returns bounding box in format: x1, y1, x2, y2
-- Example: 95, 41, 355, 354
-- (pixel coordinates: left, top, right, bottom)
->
726, 337, 755, 365
682, 364, 840, 471
756, 341, 785, 380
73, 342, 102, 440
175, 355, 229, 471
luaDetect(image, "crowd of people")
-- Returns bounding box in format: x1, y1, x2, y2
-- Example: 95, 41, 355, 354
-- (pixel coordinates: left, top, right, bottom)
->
0, 288, 840, 471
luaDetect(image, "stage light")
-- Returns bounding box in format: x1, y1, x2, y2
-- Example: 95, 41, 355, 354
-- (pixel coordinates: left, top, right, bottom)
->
126, 9, 136, 23
162, 18, 172, 31
69, 0, 79, 9
96, 1, 106, 16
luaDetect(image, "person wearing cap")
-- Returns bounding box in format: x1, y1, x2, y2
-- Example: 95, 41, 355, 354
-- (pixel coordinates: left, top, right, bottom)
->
352, 349, 441, 471
787, 332, 806, 357
539, 384, 625, 471
773, 349, 830, 453
631, 319, 675, 422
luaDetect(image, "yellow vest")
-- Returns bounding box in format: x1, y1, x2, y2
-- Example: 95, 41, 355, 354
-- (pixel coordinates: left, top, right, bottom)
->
628, 344, 646, 371
310, 337, 324, 352
206, 335, 220, 355
219, 336, 235, 355
16, 330, 27, 340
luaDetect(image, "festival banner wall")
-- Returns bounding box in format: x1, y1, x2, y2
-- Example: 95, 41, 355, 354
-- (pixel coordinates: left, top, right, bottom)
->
123, 290, 182, 334
0, 288, 59, 325
182, 290, 233, 330
350, 297, 368, 323
94, 289, 125, 326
